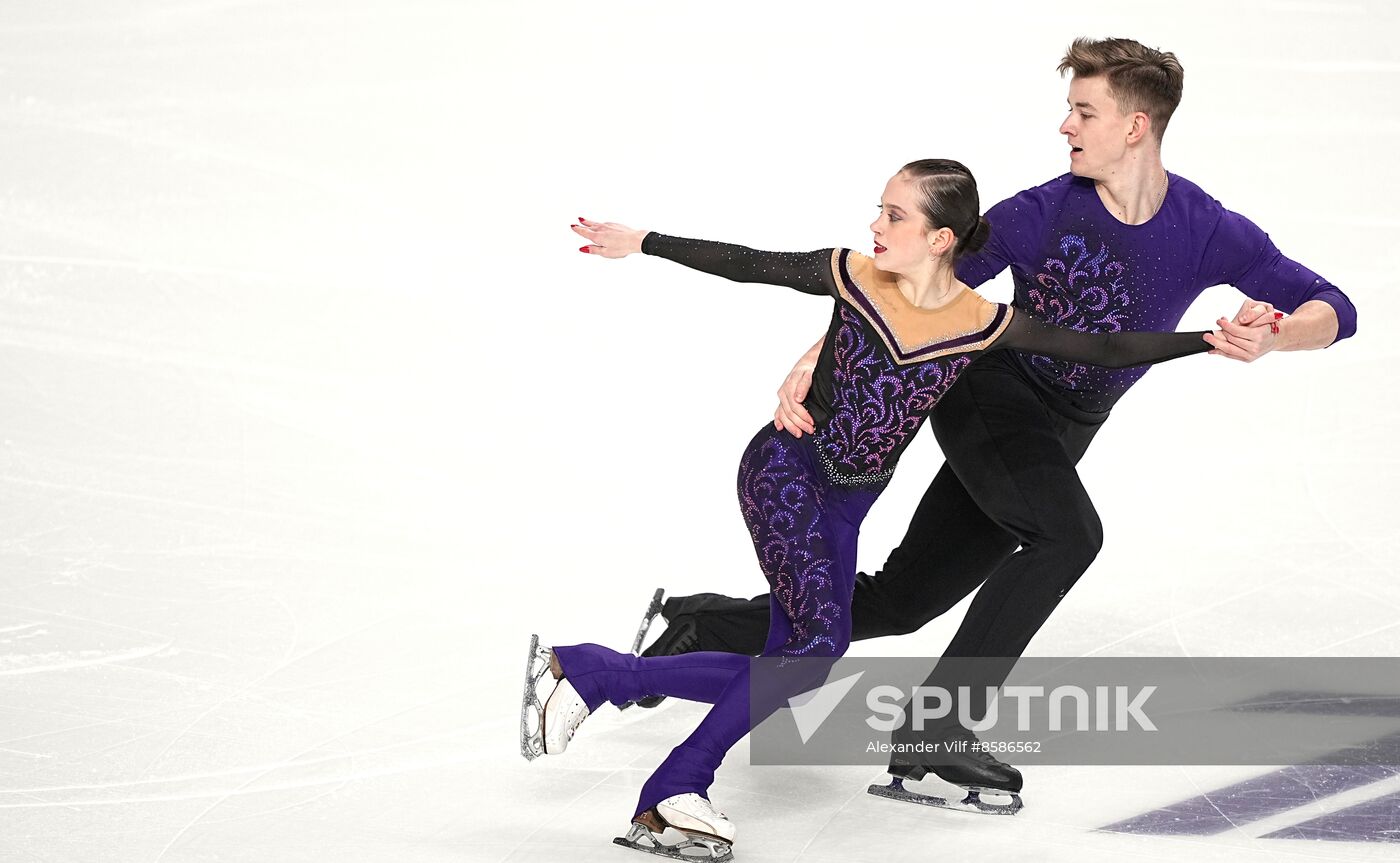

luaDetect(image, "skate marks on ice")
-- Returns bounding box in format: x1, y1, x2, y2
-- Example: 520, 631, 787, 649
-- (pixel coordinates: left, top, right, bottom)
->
1100, 695, 1400, 843
0, 613, 171, 677
1098, 766, 1400, 845
867, 775, 1023, 816
3, 653, 485, 861
1102, 735, 1400, 843
1, 615, 483, 813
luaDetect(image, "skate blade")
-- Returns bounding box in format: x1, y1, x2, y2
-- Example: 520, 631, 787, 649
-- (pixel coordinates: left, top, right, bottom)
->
612, 822, 733, 862
630, 587, 666, 655
615, 694, 675, 723
867, 776, 1023, 816
618, 588, 666, 712
518, 633, 553, 761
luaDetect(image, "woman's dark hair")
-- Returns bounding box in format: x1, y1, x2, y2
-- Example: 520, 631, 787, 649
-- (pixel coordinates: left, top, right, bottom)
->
899, 158, 991, 260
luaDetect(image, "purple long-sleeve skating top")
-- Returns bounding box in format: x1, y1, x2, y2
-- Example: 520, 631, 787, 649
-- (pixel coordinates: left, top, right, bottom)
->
956, 172, 1358, 412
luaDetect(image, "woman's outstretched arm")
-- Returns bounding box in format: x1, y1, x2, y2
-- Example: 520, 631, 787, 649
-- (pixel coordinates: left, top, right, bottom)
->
990, 308, 1218, 368
573, 218, 837, 296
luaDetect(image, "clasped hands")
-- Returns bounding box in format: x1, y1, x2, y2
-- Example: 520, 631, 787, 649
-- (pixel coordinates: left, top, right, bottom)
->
1203, 299, 1284, 363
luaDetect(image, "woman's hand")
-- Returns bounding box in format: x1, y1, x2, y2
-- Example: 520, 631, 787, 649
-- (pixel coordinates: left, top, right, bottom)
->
571, 217, 648, 258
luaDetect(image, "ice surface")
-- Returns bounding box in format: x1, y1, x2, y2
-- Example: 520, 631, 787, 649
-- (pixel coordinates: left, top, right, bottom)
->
1, 1, 1397, 861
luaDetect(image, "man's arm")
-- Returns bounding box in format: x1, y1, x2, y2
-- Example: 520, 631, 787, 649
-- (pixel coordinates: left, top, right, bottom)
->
773, 336, 823, 438
1208, 299, 1340, 361
1199, 210, 1358, 362
955, 188, 1045, 288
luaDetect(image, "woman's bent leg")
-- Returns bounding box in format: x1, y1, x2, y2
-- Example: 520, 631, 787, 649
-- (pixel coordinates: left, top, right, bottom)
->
635, 426, 876, 817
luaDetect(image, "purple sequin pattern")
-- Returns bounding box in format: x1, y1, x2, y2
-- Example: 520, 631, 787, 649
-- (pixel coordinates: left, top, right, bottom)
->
816, 306, 971, 479
737, 431, 841, 657
1026, 234, 1131, 388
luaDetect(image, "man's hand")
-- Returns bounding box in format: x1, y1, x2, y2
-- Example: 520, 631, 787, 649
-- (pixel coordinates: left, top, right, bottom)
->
1231, 299, 1276, 328
1204, 298, 1281, 362
773, 338, 824, 438
774, 364, 816, 437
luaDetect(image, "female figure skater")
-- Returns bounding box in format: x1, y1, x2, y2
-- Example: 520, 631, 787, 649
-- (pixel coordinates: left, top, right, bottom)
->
520, 159, 1222, 862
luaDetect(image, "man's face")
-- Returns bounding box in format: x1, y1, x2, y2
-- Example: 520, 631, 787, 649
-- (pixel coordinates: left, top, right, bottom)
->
1059, 75, 1138, 179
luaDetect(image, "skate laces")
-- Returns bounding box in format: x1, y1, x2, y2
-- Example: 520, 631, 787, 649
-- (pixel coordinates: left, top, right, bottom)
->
945, 727, 1006, 766
556, 683, 588, 740
643, 615, 700, 657
672, 626, 699, 655
667, 793, 729, 821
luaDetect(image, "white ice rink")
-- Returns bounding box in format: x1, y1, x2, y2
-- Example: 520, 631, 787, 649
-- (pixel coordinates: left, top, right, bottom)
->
1, 1, 1397, 861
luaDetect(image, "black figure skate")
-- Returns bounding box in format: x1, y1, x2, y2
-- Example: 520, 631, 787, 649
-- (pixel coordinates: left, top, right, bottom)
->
868, 724, 1024, 815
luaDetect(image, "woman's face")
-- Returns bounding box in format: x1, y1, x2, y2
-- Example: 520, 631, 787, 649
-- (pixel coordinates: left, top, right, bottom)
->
869, 172, 939, 272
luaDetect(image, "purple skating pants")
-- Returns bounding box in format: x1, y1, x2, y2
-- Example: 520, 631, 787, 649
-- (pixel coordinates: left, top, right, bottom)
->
554, 425, 880, 817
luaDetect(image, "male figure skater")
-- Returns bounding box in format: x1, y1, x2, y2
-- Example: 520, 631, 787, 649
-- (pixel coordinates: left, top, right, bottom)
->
635, 37, 1357, 808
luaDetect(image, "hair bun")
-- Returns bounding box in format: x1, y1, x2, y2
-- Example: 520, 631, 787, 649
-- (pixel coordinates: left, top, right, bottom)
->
899, 158, 986, 261
964, 216, 992, 256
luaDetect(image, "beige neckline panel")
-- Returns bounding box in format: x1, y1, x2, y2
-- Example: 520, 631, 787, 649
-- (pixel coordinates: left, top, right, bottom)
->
831, 250, 1012, 364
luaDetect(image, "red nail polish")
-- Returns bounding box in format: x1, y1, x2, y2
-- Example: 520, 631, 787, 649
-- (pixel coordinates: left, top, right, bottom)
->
579, 246, 590, 253
1274, 311, 1283, 319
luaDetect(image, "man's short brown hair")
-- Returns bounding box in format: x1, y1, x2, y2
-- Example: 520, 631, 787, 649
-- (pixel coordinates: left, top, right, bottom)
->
1059, 37, 1184, 143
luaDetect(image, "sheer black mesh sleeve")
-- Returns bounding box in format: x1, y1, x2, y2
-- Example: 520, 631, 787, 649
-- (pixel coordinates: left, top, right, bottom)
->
991, 309, 1212, 368
640, 232, 838, 297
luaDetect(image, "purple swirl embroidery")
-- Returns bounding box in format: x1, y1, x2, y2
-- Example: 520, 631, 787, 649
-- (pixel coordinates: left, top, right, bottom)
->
1027, 234, 1131, 388
737, 431, 841, 657
816, 307, 970, 477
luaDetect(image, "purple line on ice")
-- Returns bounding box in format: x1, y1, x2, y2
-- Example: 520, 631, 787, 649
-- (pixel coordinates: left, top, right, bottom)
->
1229, 690, 1400, 718
1260, 788, 1400, 842
1099, 732, 1400, 838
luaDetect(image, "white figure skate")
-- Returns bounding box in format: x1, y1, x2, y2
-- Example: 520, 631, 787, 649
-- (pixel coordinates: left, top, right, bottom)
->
518, 634, 591, 761
613, 793, 735, 861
